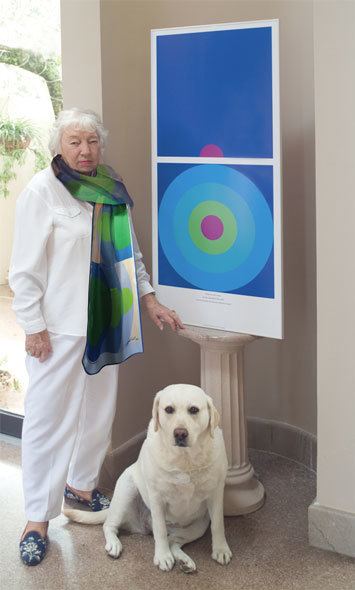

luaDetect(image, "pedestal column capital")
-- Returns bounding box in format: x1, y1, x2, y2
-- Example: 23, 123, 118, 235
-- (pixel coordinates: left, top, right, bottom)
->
178, 325, 258, 352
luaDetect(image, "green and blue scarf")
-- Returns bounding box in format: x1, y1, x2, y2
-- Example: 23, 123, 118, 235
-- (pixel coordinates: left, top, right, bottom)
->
52, 155, 143, 375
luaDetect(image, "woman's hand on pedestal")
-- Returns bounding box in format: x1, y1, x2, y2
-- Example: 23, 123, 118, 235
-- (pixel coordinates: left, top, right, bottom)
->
142, 293, 184, 332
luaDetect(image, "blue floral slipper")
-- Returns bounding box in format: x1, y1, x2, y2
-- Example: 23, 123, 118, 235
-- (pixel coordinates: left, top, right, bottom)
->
64, 486, 110, 512
19, 531, 48, 566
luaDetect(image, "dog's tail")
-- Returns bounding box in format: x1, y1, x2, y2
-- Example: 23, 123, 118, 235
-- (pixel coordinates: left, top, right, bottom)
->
63, 507, 108, 524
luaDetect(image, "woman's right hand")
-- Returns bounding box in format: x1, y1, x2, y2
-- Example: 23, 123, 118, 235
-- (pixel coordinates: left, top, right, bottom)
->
25, 330, 52, 362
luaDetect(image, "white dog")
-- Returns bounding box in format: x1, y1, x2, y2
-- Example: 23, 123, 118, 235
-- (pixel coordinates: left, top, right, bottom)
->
64, 384, 232, 573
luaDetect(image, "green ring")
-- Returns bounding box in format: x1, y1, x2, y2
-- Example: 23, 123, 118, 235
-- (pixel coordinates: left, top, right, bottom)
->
188, 200, 237, 254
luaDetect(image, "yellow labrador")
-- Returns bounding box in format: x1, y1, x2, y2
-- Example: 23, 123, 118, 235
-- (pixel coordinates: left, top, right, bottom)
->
64, 384, 232, 573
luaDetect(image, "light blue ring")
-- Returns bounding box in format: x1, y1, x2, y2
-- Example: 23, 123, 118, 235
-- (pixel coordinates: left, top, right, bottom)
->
158, 165, 273, 291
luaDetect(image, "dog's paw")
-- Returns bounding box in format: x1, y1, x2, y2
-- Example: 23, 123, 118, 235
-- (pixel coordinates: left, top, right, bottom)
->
177, 555, 197, 574
105, 537, 123, 559
212, 543, 232, 565
154, 549, 175, 571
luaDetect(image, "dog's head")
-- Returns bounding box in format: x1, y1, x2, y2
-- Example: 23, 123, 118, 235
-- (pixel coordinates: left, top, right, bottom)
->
152, 384, 220, 448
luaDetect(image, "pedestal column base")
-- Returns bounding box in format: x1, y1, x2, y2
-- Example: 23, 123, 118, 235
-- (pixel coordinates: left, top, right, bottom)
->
178, 325, 265, 516
224, 464, 265, 516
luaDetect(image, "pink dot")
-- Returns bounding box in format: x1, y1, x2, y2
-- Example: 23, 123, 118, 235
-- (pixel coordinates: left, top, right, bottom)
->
199, 144, 224, 157
201, 216, 224, 240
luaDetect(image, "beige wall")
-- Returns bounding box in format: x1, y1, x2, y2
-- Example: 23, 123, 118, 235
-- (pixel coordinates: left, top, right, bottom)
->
60, 0, 317, 449
60, 0, 103, 116
314, 0, 355, 513
99, 0, 317, 446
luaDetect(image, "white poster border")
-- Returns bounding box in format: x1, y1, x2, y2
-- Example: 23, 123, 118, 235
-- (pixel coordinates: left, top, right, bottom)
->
151, 19, 282, 339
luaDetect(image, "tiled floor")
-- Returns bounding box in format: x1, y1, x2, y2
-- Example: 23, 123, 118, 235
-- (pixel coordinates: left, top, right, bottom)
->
1, 434, 354, 590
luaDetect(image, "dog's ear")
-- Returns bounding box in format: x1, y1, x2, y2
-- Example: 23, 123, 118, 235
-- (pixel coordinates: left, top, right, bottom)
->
152, 392, 161, 432
206, 395, 220, 437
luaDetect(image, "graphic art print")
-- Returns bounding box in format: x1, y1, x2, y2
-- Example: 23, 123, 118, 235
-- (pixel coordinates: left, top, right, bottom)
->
151, 20, 282, 338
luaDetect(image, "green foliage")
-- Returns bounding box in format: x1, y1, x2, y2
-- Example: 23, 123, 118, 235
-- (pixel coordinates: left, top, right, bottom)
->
0, 118, 50, 198
0, 119, 36, 147
0, 44, 61, 196
12, 378, 21, 391
0, 44, 62, 115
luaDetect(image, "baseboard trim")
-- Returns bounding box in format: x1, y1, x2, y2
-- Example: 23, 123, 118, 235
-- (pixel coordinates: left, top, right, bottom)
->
100, 418, 317, 491
247, 417, 317, 471
309, 501, 355, 558
0, 410, 23, 438
99, 430, 146, 491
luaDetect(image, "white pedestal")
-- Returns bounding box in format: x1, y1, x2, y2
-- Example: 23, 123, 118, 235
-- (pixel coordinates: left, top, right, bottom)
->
178, 325, 265, 516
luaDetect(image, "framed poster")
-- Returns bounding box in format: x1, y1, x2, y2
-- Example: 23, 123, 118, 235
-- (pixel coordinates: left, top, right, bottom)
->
151, 20, 282, 338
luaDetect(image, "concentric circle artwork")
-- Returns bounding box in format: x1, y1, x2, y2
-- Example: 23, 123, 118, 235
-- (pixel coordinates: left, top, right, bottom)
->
153, 21, 282, 338
158, 164, 274, 294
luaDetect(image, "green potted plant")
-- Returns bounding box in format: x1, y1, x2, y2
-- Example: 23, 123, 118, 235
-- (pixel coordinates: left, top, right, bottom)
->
0, 118, 49, 198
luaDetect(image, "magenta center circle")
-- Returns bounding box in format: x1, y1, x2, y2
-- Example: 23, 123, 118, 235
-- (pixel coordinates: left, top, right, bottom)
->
200, 215, 224, 240
199, 144, 224, 157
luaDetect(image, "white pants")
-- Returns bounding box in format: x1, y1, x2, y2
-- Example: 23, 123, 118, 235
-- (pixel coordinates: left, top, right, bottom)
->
22, 332, 119, 521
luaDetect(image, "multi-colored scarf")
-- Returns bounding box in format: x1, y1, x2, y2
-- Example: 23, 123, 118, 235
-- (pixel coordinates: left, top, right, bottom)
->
52, 155, 143, 375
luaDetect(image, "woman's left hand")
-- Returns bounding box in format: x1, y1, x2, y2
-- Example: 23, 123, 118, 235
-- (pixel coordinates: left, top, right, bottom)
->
142, 293, 184, 332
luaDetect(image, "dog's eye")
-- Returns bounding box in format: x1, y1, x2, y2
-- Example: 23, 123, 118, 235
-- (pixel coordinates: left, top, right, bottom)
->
189, 406, 199, 414
165, 406, 175, 414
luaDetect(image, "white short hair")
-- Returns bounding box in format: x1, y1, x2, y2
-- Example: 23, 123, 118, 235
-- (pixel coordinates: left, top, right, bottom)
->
49, 108, 108, 155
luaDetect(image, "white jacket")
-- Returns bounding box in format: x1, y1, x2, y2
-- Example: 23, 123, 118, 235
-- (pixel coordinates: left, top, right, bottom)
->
9, 166, 154, 336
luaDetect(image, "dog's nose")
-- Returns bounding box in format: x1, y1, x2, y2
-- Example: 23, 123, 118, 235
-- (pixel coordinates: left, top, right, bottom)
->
174, 428, 188, 446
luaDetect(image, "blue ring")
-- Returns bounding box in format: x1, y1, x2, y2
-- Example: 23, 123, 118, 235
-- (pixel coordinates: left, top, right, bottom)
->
158, 165, 273, 291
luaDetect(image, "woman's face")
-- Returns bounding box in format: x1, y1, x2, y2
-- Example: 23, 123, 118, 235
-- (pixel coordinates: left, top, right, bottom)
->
60, 126, 101, 174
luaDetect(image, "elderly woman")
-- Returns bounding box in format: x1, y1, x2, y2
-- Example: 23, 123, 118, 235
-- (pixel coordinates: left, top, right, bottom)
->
9, 108, 183, 566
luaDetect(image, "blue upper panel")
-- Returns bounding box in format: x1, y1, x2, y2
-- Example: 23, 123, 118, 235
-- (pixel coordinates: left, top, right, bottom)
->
156, 27, 273, 158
